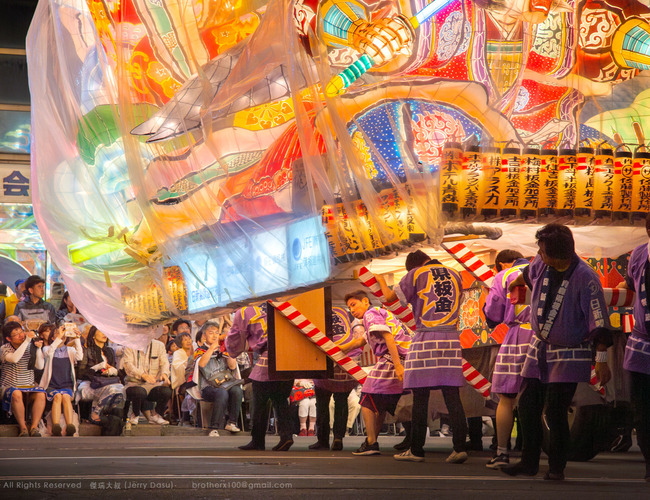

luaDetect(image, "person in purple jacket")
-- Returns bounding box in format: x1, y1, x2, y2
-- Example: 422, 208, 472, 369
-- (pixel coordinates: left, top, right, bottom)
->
503, 223, 612, 480
309, 313, 364, 452
225, 304, 294, 452
338, 290, 411, 456
377, 250, 469, 464
618, 213, 650, 482
483, 250, 534, 469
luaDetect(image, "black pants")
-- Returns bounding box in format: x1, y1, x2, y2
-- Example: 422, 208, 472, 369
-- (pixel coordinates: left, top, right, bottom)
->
629, 370, 650, 472
250, 380, 293, 447
411, 386, 467, 456
314, 387, 351, 444
126, 386, 172, 416
518, 377, 576, 474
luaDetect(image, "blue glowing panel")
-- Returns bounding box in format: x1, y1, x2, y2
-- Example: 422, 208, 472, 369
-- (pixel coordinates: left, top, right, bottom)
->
288, 216, 330, 287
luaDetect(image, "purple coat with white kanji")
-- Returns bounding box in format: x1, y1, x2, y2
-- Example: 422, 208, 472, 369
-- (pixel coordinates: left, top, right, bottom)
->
225, 305, 291, 382
395, 263, 464, 389
522, 254, 609, 383
484, 259, 534, 394
624, 243, 650, 375
361, 307, 411, 395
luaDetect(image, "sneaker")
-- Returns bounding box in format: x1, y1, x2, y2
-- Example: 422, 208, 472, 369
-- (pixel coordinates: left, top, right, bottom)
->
128, 416, 140, 425
309, 441, 329, 450
501, 462, 538, 477
445, 450, 468, 464
543, 471, 565, 481
331, 439, 343, 451
208, 429, 220, 437
299, 429, 307, 436
52, 424, 62, 437
393, 438, 410, 452
307, 429, 315, 436
352, 439, 380, 456
149, 414, 169, 425
394, 450, 425, 462
486, 454, 509, 469
225, 423, 241, 433
438, 424, 452, 437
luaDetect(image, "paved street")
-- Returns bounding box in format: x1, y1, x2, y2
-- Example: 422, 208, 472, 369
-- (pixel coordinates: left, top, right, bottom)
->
0, 435, 647, 499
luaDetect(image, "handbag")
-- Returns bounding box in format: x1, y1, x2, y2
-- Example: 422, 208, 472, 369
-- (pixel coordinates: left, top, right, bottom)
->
207, 369, 243, 390
90, 375, 120, 389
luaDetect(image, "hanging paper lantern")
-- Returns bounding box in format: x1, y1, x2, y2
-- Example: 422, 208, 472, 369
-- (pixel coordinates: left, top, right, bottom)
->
478, 146, 500, 217
575, 147, 595, 218
518, 147, 541, 218
459, 145, 481, 217
593, 147, 615, 218
557, 148, 577, 216
499, 146, 521, 217
538, 148, 558, 216
632, 150, 650, 220
440, 141, 463, 217
613, 149, 633, 221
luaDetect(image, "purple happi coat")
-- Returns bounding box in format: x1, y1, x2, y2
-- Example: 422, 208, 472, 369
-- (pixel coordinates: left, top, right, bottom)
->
484, 259, 534, 394
314, 313, 363, 393
395, 263, 464, 389
522, 254, 609, 383
361, 307, 411, 395
225, 304, 291, 382
624, 243, 650, 375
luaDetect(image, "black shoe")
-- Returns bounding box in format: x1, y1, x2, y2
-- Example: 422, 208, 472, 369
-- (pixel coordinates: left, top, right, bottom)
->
543, 471, 565, 481
239, 441, 265, 451
393, 439, 410, 452
352, 439, 380, 456
331, 439, 343, 451
610, 433, 633, 453
272, 439, 294, 451
501, 462, 538, 477
65, 424, 76, 436
308, 441, 329, 450
51, 424, 62, 437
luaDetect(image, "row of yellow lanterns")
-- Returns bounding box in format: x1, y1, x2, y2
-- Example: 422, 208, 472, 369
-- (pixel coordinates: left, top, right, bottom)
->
439, 143, 650, 219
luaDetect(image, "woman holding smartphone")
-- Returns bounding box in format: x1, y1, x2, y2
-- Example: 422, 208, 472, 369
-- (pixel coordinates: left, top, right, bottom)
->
39, 322, 83, 436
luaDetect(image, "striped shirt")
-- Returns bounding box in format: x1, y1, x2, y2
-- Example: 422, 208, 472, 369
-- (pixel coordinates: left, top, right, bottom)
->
1, 342, 36, 388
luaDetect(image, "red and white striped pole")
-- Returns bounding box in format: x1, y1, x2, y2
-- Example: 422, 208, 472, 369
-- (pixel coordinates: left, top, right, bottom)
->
440, 241, 496, 287
270, 300, 367, 384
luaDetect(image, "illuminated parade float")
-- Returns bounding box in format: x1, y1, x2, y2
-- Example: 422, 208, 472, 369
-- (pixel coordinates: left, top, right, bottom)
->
25, 0, 650, 351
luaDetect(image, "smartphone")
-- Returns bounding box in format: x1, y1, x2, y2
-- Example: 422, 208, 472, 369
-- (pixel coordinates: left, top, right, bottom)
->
64, 322, 77, 337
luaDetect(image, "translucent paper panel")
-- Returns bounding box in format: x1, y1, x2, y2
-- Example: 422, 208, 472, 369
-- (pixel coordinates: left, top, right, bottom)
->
27, 0, 650, 346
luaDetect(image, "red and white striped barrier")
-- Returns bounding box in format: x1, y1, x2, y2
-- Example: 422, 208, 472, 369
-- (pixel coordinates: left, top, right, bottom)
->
603, 288, 635, 307
270, 300, 367, 384
590, 365, 606, 396
440, 242, 495, 287
357, 266, 491, 398
463, 359, 491, 398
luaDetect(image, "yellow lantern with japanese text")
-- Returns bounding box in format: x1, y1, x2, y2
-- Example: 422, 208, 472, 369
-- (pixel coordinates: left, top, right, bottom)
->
613, 149, 633, 220
478, 146, 500, 216
518, 147, 541, 218
440, 141, 463, 217
538, 148, 558, 215
593, 147, 614, 218
557, 148, 576, 215
459, 145, 481, 217
499, 146, 521, 217
575, 147, 594, 217
632, 150, 650, 220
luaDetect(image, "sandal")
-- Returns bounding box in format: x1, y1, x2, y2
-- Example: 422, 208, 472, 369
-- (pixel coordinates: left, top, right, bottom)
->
29, 428, 41, 437
18, 428, 29, 437
89, 414, 102, 425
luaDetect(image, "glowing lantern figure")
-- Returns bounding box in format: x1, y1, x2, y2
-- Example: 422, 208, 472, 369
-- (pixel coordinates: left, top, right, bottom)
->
575, 147, 595, 218
518, 147, 541, 218
440, 141, 463, 217
477, 147, 500, 217
459, 145, 481, 217
632, 150, 650, 220
499, 146, 521, 217
593, 147, 615, 218
538, 149, 558, 216
557, 149, 577, 216
613, 149, 633, 221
